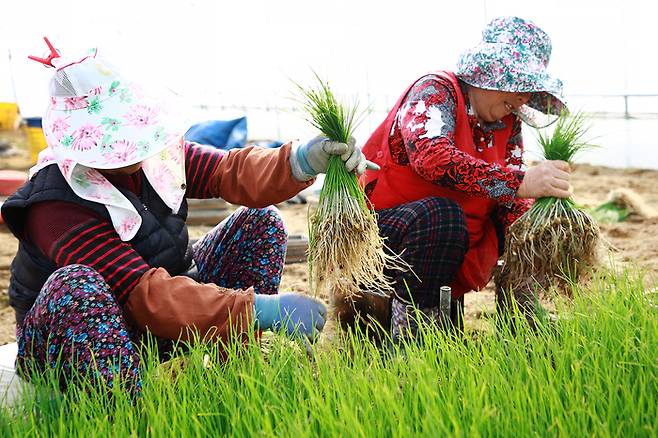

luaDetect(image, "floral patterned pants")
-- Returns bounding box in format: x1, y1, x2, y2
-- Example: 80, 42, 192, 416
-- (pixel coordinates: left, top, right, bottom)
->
16, 207, 287, 396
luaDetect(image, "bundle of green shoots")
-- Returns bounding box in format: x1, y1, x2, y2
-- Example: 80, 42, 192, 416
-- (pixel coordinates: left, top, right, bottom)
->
296, 75, 406, 299
498, 112, 600, 295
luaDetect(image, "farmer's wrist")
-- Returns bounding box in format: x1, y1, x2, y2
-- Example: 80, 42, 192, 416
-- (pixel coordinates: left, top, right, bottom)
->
289, 142, 316, 181
253, 294, 281, 330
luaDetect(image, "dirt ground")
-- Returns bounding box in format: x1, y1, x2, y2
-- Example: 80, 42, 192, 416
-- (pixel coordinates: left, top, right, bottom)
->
0, 143, 656, 344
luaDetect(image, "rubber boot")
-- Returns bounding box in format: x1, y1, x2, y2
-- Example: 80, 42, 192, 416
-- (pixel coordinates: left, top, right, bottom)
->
495, 276, 541, 333
390, 295, 464, 343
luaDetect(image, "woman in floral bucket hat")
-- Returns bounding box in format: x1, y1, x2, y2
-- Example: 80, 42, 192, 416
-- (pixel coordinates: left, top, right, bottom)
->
357, 16, 572, 339
2, 38, 374, 396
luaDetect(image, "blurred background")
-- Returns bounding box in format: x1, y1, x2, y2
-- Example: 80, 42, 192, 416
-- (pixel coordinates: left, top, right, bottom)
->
1, 0, 656, 168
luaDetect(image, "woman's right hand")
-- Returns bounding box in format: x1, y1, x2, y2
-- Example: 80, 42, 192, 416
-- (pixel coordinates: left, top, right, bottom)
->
517, 160, 571, 199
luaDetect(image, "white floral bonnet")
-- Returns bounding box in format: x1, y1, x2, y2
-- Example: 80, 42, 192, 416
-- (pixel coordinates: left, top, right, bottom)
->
29, 37, 187, 241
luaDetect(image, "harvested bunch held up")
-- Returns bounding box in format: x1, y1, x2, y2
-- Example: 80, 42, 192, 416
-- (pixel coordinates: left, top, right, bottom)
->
296, 74, 405, 298
499, 112, 600, 295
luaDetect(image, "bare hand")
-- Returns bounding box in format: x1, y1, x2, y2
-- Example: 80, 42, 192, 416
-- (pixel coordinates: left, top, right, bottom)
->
517, 160, 571, 199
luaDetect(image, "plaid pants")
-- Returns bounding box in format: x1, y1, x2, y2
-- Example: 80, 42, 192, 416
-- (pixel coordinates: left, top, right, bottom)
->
377, 197, 469, 338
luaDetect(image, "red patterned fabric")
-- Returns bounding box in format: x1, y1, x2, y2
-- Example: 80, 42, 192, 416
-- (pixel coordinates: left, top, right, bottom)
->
362, 71, 530, 296
387, 74, 528, 213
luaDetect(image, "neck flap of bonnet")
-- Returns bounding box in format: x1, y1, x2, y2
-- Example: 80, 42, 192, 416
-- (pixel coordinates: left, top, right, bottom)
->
29, 38, 188, 241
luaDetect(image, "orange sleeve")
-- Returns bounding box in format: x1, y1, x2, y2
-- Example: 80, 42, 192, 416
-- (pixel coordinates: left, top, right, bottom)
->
209, 142, 314, 207
125, 267, 254, 345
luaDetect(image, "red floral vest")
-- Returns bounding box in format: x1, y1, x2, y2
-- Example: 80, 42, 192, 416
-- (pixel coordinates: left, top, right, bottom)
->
361, 71, 515, 297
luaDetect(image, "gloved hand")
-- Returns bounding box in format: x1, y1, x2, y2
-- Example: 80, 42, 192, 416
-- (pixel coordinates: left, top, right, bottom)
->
517, 160, 571, 199
253, 293, 327, 341
289, 135, 380, 181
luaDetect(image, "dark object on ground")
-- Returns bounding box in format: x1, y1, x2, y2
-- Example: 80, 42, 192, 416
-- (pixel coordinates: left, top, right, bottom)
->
285, 235, 308, 264
186, 199, 231, 226
0, 170, 27, 196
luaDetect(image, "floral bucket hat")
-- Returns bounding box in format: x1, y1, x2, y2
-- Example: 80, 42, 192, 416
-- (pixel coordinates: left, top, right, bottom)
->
29, 38, 187, 241
456, 16, 567, 127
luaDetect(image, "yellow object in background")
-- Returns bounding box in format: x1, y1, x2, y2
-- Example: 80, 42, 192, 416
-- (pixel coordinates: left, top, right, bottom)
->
0, 102, 20, 131
24, 117, 47, 164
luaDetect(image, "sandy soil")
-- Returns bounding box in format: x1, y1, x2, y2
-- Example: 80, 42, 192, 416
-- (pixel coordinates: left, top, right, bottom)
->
0, 148, 656, 344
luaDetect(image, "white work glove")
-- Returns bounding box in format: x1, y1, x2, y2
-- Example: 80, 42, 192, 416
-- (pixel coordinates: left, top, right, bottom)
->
289, 135, 380, 182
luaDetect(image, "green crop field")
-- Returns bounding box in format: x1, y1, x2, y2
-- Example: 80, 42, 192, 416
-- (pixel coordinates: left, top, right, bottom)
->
1, 270, 656, 437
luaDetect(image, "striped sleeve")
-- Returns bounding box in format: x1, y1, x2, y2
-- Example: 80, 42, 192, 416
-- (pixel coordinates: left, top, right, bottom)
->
49, 218, 150, 304
184, 142, 225, 199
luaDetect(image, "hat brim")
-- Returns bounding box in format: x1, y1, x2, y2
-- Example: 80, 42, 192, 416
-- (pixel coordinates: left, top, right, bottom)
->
456, 43, 568, 117
43, 81, 188, 170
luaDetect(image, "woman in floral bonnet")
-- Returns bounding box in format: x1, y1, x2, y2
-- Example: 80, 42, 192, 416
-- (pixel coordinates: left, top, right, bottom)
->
2, 38, 373, 395
359, 16, 572, 338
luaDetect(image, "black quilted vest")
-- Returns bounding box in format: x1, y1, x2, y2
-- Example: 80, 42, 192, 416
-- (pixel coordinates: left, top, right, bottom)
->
1, 164, 192, 325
